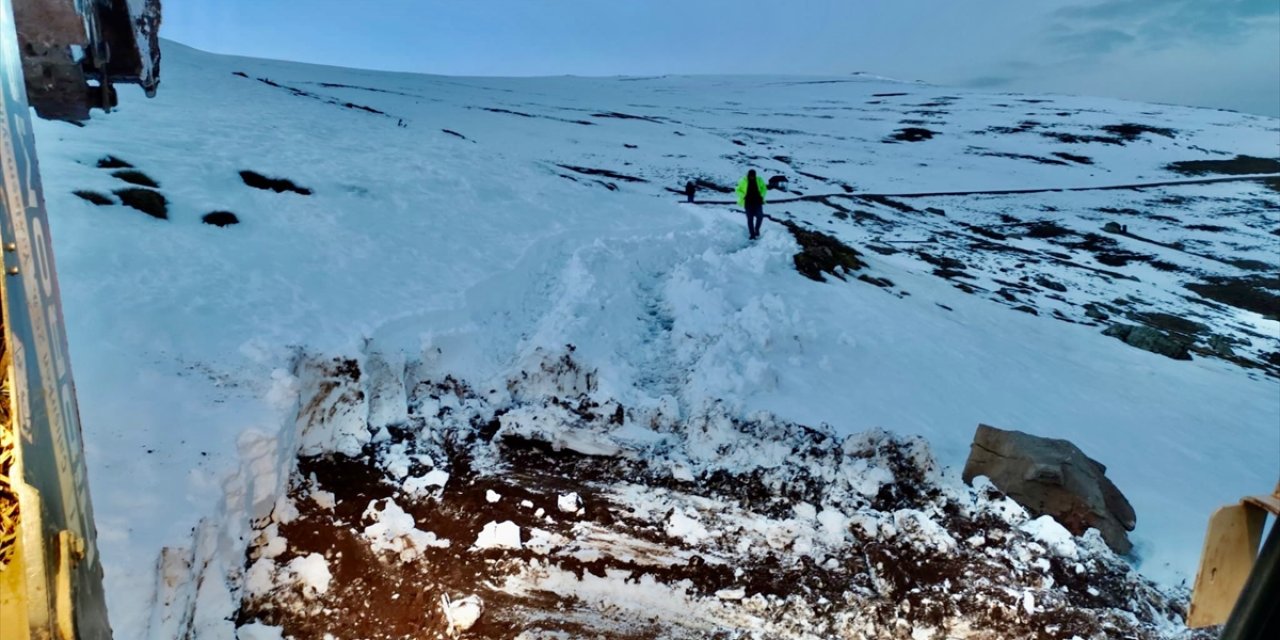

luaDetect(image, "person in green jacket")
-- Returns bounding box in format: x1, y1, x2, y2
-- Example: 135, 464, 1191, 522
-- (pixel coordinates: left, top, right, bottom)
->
736, 169, 769, 240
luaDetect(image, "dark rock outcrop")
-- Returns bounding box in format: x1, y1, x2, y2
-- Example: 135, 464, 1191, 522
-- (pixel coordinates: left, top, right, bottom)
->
73, 190, 113, 206
962, 424, 1136, 554
112, 169, 160, 188
114, 188, 168, 219
202, 211, 240, 227
1102, 324, 1192, 360
780, 221, 863, 282
240, 170, 313, 195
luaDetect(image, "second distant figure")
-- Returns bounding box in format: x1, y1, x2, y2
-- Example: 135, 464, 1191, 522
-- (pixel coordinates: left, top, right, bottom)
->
736, 169, 769, 240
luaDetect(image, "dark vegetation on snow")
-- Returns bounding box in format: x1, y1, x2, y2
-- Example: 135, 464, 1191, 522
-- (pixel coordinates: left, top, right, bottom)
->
975, 151, 1072, 166
1166, 155, 1280, 177
1040, 132, 1129, 146
693, 178, 733, 194
240, 170, 313, 195
1185, 276, 1280, 321
202, 211, 240, 227
1052, 152, 1094, 165
778, 220, 865, 282
591, 111, 663, 123
441, 129, 468, 140
114, 188, 168, 219
313, 82, 421, 98
1098, 123, 1177, 142
95, 155, 133, 169
1023, 221, 1074, 239
985, 122, 1177, 147
233, 72, 394, 118
854, 195, 919, 214
555, 165, 648, 183
887, 127, 937, 143
73, 190, 113, 206
477, 107, 594, 126
111, 169, 160, 188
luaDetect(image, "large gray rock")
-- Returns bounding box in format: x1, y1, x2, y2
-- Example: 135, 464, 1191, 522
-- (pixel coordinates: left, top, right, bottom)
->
1103, 323, 1192, 360
962, 424, 1136, 554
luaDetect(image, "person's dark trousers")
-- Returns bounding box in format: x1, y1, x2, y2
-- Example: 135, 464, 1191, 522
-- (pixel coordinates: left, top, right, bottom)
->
745, 205, 764, 238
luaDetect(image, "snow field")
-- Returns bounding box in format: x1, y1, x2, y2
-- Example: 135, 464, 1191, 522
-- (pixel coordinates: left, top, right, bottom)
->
24, 40, 1278, 637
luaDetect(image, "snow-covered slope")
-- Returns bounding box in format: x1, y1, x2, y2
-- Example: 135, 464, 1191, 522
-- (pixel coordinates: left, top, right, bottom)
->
29, 41, 1279, 638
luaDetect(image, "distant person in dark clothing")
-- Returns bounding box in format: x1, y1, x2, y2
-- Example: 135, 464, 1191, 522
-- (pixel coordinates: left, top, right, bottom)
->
736, 169, 768, 240
685, 180, 696, 203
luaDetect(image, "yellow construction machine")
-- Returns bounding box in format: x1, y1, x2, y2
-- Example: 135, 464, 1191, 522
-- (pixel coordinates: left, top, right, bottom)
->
1188, 483, 1280, 638
1, 1, 159, 638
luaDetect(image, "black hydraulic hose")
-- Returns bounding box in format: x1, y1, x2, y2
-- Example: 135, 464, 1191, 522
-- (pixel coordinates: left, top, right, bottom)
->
1222, 519, 1280, 640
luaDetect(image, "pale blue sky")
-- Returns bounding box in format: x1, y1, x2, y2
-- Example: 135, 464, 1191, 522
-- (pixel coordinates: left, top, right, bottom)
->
167, 0, 1280, 117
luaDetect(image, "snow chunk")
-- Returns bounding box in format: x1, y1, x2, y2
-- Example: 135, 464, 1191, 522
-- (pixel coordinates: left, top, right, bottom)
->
403, 468, 450, 496
972, 475, 1029, 525
816, 509, 849, 545
665, 510, 711, 544
442, 594, 484, 633
1020, 515, 1079, 559
311, 489, 336, 511
558, 492, 583, 514
716, 588, 746, 600
258, 524, 288, 560
237, 622, 285, 640
474, 521, 522, 550
849, 511, 888, 539
841, 456, 896, 497
891, 510, 956, 553
271, 496, 299, 525
525, 528, 565, 555
382, 443, 413, 479
362, 499, 450, 561
296, 359, 370, 457
497, 404, 622, 456
244, 558, 277, 597
486, 490, 502, 503
793, 502, 818, 520
282, 553, 332, 598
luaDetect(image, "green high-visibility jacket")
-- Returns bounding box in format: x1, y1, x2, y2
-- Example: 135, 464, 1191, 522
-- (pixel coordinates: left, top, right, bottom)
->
736, 175, 769, 208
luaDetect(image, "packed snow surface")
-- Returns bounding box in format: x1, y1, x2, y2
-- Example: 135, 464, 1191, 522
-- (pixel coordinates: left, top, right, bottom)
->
27, 40, 1280, 638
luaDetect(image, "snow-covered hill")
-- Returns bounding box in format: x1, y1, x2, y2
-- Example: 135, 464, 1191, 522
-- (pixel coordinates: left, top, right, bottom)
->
29, 41, 1279, 638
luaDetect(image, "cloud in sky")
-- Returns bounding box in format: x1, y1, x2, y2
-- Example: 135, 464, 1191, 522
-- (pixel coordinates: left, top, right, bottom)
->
1050, 0, 1279, 51
1047, 26, 1137, 54
981, 0, 1280, 116
162, 0, 1280, 117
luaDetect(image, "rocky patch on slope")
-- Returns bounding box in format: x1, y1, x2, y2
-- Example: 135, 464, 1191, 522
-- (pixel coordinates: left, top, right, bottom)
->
234, 352, 1207, 640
